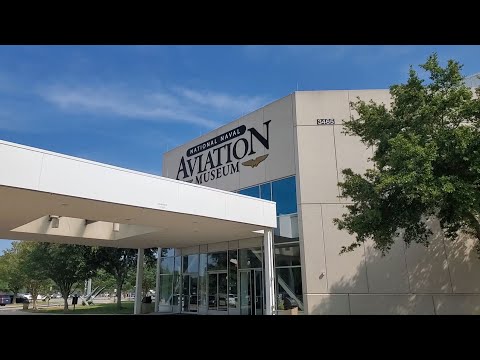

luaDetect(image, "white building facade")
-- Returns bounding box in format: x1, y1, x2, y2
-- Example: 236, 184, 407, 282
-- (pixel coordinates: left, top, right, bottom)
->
163, 90, 480, 315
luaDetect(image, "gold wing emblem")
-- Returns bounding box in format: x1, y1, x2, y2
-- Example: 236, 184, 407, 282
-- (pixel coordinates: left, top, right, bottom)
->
242, 154, 269, 168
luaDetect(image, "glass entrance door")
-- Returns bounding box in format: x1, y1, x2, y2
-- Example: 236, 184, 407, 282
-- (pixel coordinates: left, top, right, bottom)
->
239, 269, 263, 315
182, 274, 198, 312
208, 272, 228, 312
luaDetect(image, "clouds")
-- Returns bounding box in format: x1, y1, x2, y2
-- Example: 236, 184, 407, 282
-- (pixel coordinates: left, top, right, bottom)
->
1, 45, 478, 137
174, 87, 267, 115
39, 84, 268, 129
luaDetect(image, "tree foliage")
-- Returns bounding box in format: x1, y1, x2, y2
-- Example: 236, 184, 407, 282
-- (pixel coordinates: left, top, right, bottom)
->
92, 268, 117, 294
0, 242, 56, 307
93, 247, 156, 309
18, 242, 51, 309
0, 242, 27, 303
335, 54, 480, 255
142, 261, 157, 295
30, 243, 97, 311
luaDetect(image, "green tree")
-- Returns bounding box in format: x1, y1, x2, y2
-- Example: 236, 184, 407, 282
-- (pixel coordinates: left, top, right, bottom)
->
19, 242, 51, 310
142, 261, 157, 296
93, 248, 156, 310
124, 259, 157, 297
30, 243, 97, 311
122, 268, 137, 297
0, 242, 27, 303
0, 278, 8, 292
92, 268, 117, 297
335, 54, 480, 256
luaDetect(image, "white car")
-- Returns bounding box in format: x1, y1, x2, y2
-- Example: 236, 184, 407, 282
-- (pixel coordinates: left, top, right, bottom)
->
24, 294, 47, 300
228, 294, 237, 306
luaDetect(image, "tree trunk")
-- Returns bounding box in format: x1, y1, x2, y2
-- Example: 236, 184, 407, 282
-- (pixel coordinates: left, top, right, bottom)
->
63, 296, 69, 312
12, 293, 17, 304
116, 281, 123, 310
31, 286, 38, 310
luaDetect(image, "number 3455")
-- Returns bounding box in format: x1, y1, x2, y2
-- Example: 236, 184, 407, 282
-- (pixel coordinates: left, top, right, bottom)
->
316, 118, 335, 125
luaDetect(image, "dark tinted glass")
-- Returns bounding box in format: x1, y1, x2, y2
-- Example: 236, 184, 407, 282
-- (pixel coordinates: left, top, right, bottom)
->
238, 186, 260, 198
275, 243, 301, 267
272, 177, 297, 215
260, 183, 272, 200
161, 248, 175, 257
183, 254, 199, 273
276, 267, 303, 311
239, 247, 263, 269
207, 252, 228, 271
160, 257, 174, 274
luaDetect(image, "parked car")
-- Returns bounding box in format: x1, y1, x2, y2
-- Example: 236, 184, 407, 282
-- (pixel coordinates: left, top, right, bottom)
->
22, 294, 46, 301
0, 294, 11, 306
228, 294, 237, 306
208, 294, 228, 308
11, 294, 28, 303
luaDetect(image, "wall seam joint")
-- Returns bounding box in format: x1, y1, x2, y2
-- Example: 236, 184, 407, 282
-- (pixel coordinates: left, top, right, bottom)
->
37, 153, 45, 190
320, 204, 329, 291
331, 125, 341, 200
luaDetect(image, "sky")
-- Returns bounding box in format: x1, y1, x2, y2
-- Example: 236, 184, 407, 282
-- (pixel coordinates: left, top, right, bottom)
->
0, 45, 479, 252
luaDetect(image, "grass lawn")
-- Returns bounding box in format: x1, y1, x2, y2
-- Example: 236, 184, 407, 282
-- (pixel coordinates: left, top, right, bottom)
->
27, 301, 134, 314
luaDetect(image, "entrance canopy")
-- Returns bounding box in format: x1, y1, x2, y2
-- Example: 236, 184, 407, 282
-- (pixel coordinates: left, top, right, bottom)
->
0, 140, 276, 249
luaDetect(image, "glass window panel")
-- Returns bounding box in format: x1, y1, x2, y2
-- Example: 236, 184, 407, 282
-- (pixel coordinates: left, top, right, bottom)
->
260, 183, 272, 201
276, 267, 303, 311
172, 256, 182, 307
182, 275, 189, 312
172, 272, 181, 306
255, 270, 264, 315
239, 271, 251, 315
228, 250, 238, 309
174, 256, 181, 273
238, 186, 260, 198
160, 248, 175, 257
208, 274, 217, 310
274, 235, 300, 244
218, 273, 228, 311
207, 251, 227, 271
160, 257, 174, 274
183, 254, 199, 274
158, 274, 173, 306
239, 247, 263, 269
189, 275, 198, 312
272, 176, 297, 216
182, 274, 199, 312
274, 213, 299, 241
275, 243, 301, 267
199, 254, 208, 307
